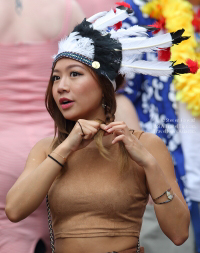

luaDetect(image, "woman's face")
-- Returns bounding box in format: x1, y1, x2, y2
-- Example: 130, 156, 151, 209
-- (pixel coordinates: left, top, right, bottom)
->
52, 58, 105, 121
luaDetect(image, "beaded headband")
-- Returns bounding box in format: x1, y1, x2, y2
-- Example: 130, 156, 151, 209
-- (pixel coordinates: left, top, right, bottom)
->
52, 3, 198, 91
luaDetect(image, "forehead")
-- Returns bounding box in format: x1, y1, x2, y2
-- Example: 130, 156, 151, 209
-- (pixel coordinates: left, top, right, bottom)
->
53, 58, 87, 72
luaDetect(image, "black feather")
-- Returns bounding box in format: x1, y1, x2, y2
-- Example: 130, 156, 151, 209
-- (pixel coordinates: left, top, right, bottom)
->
171, 29, 190, 45
172, 62, 190, 75
116, 5, 134, 14
141, 25, 159, 32
73, 19, 122, 80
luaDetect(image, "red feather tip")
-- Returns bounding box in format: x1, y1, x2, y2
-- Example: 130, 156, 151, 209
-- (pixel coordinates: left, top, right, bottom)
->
192, 9, 200, 33
148, 17, 166, 34
114, 21, 122, 30
115, 2, 131, 9
113, 8, 122, 30
186, 59, 199, 74
158, 48, 171, 61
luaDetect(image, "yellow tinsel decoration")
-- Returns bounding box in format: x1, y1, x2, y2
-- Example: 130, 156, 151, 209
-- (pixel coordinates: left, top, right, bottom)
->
142, 0, 200, 117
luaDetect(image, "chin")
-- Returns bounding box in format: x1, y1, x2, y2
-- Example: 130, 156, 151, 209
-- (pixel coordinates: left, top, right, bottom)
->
58, 106, 81, 122
60, 105, 103, 122
62, 114, 80, 122
63, 112, 99, 122
62, 111, 87, 122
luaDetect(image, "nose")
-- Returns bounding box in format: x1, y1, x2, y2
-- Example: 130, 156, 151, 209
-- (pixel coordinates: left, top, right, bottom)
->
57, 77, 70, 93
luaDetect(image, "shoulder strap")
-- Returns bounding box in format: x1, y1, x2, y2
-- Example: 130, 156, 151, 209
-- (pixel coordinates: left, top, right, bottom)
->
129, 129, 145, 140
136, 238, 140, 253
46, 195, 56, 253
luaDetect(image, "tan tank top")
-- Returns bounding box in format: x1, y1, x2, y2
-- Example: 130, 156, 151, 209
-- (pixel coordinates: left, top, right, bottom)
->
48, 130, 149, 239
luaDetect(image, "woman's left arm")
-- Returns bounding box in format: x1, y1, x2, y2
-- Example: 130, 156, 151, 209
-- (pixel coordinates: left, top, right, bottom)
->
139, 132, 190, 245
102, 122, 190, 245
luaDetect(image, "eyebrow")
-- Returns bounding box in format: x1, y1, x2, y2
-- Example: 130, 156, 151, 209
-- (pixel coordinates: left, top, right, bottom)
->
53, 64, 85, 73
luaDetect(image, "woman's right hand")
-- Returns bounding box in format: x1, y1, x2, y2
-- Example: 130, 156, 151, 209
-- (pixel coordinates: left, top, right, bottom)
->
64, 119, 101, 152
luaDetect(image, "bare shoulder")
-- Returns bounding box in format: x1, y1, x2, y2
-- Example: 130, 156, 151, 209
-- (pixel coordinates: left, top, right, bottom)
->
26, 136, 56, 168
27, 136, 56, 163
139, 132, 171, 163
33, 136, 56, 156
13, 136, 57, 184
139, 132, 175, 176
139, 132, 165, 148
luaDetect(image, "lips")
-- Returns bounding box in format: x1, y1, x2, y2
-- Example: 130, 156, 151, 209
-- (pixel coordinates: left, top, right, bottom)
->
59, 97, 74, 105
59, 97, 74, 110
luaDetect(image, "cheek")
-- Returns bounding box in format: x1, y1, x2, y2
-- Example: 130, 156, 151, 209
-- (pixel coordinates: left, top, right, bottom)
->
52, 86, 59, 107
52, 86, 55, 99
80, 76, 102, 95
52, 86, 56, 101
75, 77, 102, 102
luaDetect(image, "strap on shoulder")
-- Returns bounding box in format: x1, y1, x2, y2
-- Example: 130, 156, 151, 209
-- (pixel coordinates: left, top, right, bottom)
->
130, 129, 145, 140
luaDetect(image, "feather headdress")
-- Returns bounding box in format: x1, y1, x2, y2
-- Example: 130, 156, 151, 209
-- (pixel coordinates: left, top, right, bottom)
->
53, 3, 198, 90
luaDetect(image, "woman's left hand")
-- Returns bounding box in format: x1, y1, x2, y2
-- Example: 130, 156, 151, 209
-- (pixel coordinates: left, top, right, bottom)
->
101, 121, 155, 168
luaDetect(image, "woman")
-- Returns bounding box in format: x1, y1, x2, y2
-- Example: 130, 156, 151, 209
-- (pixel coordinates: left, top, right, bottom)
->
5, 5, 194, 253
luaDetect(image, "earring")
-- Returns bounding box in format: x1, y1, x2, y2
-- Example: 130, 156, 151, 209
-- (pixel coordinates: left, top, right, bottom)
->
102, 97, 107, 109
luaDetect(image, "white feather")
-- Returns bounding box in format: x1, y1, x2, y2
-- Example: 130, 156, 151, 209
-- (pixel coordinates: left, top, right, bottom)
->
119, 37, 147, 60
110, 26, 148, 39
122, 52, 142, 63
55, 32, 94, 59
92, 8, 132, 30
120, 60, 173, 78
87, 11, 108, 23
119, 37, 147, 43
121, 33, 173, 54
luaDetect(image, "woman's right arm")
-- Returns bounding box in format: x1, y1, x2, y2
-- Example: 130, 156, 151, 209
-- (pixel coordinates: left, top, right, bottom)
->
5, 119, 100, 222
5, 137, 71, 222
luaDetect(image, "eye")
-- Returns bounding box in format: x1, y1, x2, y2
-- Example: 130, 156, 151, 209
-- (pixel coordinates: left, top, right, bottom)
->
70, 71, 82, 77
52, 75, 60, 82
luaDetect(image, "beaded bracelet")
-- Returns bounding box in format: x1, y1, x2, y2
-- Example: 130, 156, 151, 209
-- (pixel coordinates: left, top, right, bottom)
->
48, 154, 64, 168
